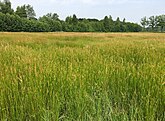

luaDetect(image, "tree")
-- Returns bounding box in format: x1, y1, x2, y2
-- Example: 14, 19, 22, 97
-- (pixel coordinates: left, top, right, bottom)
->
15, 4, 36, 19
102, 15, 115, 32
141, 15, 165, 32
116, 17, 121, 24
157, 15, 165, 32
109, 15, 113, 22
64, 14, 79, 31
77, 21, 91, 32
149, 16, 157, 31
26, 4, 36, 19
39, 13, 62, 32
65, 16, 72, 24
140, 17, 149, 31
15, 5, 27, 18
103, 16, 110, 32
113, 17, 121, 32
125, 22, 142, 32
45, 13, 59, 21
90, 21, 103, 32
0, 0, 13, 14
72, 14, 78, 25
51, 13, 59, 21
123, 18, 126, 23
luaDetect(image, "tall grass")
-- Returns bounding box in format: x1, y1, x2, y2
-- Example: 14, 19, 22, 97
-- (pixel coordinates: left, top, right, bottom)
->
0, 32, 165, 121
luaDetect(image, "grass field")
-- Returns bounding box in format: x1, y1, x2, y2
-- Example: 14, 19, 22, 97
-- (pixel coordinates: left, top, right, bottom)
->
0, 32, 165, 121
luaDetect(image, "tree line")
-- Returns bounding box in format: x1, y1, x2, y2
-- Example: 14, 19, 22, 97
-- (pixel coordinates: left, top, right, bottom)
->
141, 15, 165, 32
2, 0, 164, 32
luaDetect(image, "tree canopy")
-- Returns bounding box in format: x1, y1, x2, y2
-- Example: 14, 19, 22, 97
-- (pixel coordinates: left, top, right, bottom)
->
141, 15, 165, 32
0, 0, 155, 32
15, 4, 36, 19
0, 0, 13, 14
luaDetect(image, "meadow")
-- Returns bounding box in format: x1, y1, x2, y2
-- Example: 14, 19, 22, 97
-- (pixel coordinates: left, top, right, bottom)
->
0, 32, 164, 121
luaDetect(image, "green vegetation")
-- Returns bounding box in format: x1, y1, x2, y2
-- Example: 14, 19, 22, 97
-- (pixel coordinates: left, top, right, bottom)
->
0, 32, 164, 121
0, 0, 142, 32
1, 0, 165, 32
141, 15, 165, 32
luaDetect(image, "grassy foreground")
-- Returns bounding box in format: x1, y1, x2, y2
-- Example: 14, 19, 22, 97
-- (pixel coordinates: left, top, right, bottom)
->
0, 32, 165, 121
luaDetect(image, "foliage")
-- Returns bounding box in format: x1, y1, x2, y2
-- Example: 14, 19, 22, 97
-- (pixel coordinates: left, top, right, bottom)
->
39, 14, 62, 32
0, 0, 142, 32
0, 0, 13, 14
103, 16, 111, 32
15, 4, 36, 19
15, 5, 27, 18
141, 15, 165, 32
0, 12, 49, 32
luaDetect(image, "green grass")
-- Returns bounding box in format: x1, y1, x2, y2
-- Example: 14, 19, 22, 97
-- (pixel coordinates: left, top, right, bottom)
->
0, 32, 165, 121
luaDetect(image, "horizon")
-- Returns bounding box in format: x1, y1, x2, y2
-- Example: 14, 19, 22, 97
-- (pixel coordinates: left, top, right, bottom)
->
10, 0, 165, 23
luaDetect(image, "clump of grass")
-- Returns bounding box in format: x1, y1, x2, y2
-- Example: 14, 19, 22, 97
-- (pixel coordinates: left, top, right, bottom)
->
0, 32, 165, 121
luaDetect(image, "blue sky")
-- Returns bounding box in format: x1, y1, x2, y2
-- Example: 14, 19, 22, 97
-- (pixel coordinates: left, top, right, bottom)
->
11, 0, 164, 23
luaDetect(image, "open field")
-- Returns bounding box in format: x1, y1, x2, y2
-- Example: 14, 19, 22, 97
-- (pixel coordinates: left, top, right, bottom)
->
0, 32, 165, 121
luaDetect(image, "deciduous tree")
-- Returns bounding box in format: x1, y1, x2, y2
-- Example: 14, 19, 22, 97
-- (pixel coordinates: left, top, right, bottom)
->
0, 0, 13, 14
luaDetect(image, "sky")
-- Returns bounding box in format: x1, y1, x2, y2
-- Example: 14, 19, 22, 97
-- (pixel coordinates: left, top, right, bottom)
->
11, 0, 164, 23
